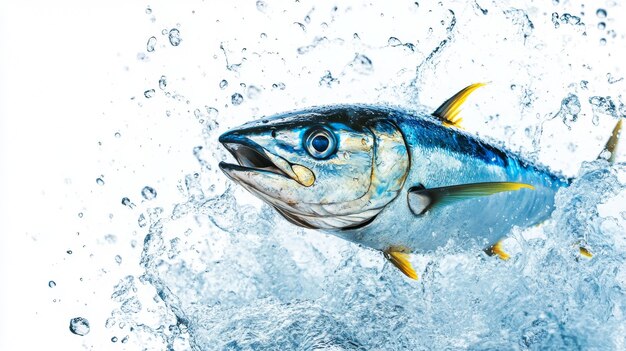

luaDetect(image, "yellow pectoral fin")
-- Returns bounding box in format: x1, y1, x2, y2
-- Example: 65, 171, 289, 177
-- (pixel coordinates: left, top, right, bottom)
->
433, 82, 487, 128
384, 249, 418, 280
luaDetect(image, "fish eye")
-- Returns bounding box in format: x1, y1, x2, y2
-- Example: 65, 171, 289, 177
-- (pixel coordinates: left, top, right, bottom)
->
304, 127, 337, 159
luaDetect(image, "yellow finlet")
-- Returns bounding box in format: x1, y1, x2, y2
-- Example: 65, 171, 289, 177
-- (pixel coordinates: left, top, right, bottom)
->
433, 82, 487, 128
488, 240, 510, 261
600, 119, 622, 163
579, 246, 593, 259
384, 248, 418, 280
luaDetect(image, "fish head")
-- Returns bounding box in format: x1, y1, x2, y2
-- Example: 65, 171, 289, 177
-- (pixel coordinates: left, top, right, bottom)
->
218, 105, 409, 229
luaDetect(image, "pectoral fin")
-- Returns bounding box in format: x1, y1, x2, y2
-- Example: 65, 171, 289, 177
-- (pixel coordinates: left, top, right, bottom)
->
384, 248, 418, 280
408, 181, 535, 215
433, 82, 487, 128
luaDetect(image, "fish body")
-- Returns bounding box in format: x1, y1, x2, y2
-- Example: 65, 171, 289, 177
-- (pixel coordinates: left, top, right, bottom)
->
333, 105, 566, 252
218, 84, 617, 278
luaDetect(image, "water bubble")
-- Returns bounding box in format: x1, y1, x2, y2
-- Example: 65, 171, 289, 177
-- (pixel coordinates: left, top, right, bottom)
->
145, 7, 152, 14
600, 38, 607, 45
319, 71, 339, 87
77, 212, 83, 218
138, 213, 147, 228
144, 89, 155, 98
168, 28, 182, 46
111, 336, 118, 342
272, 82, 286, 90
141, 186, 157, 200
555, 93, 580, 128
596, 9, 607, 18
597, 22, 606, 30
206, 106, 219, 119
260, 32, 267, 39
96, 178, 104, 186
114, 132, 121, 138
589, 96, 616, 117
146, 36, 156, 52
246, 85, 261, 99
349, 54, 373, 75
231, 93, 244, 106
256, 0, 267, 12
49, 280, 56, 288
388, 37, 402, 46
69, 317, 90, 336
121, 336, 129, 343
121, 197, 135, 209
105, 317, 115, 328
67, 249, 72, 254
158, 75, 167, 90
219, 79, 228, 89
115, 255, 122, 264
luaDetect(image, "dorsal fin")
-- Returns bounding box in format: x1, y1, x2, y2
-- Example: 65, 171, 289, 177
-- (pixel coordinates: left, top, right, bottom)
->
598, 119, 622, 163
432, 83, 487, 128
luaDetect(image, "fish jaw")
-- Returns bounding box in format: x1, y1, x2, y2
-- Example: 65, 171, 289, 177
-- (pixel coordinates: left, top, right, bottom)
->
218, 132, 315, 199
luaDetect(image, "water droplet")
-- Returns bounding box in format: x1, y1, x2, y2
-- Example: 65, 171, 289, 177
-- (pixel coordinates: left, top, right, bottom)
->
272, 82, 286, 90
49, 280, 56, 288
96, 178, 104, 186
260, 32, 267, 39
256, 0, 267, 12
219, 79, 228, 89
600, 38, 607, 46
138, 213, 147, 228
388, 37, 402, 46
556, 93, 581, 128
304, 15, 311, 24
69, 317, 90, 336
246, 85, 261, 99
145, 6, 152, 14
121, 336, 129, 343
114, 132, 121, 138
319, 71, 339, 87
294, 22, 306, 32
141, 186, 157, 200
349, 54, 373, 75
144, 89, 155, 98
105, 317, 115, 328
67, 249, 72, 254
111, 336, 118, 342
121, 197, 135, 208
158, 75, 167, 90
115, 255, 122, 264
353, 33, 360, 40
231, 93, 244, 106
77, 212, 83, 218
206, 106, 219, 119
596, 9, 607, 18
168, 28, 182, 46
598, 22, 606, 30
146, 36, 156, 52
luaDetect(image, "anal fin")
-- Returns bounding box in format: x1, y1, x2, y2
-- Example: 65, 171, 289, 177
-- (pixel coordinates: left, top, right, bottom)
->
486, 240, 510, 261
384, 248, 418, 280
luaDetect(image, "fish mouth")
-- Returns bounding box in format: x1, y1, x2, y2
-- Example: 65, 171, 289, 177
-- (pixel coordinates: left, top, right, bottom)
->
218, 132, 315, 187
